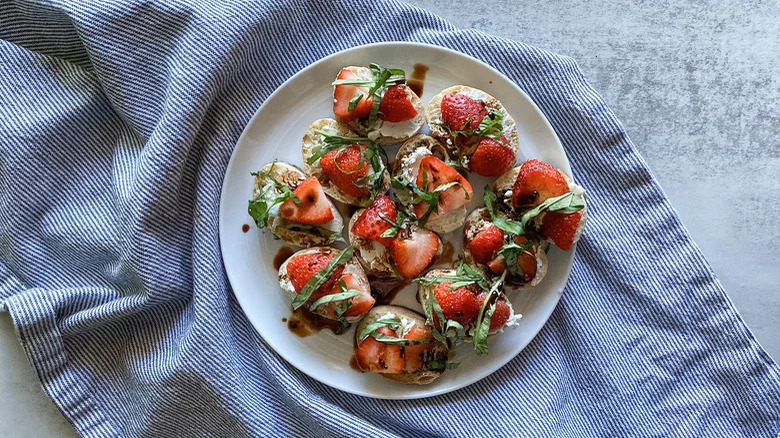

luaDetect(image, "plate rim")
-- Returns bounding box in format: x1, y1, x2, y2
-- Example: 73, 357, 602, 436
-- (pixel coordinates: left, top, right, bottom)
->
219, 41, 574, 399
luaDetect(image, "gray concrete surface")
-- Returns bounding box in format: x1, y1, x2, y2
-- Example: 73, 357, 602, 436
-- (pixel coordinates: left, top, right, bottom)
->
1, 1, 777, 436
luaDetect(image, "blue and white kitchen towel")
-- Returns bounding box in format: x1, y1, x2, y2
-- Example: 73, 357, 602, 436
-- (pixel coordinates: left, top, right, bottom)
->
1, 1, 778, 436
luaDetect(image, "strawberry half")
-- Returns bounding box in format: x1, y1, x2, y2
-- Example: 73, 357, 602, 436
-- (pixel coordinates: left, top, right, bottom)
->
389, 228, 439, 278
413, 156, 473, 219
279, 176, 334, 225
378, 85, 417, 123
320, 144, 371, 199
468, 224, 505, 264
355, 326, 404, 373
333, 68, 373, 123
433, 281, 480, 326
541, 210, 583, 251
477, 293, 512, 331
402, 325, 435, 373
351, 194, 397, 247
511, 159, 569, 208
337, 273, 375, 317
441, 93, 487, 131
286, 252, 345, 301
470, 136, 515, 177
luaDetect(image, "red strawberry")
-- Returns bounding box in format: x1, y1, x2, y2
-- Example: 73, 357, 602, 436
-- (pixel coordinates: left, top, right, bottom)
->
511, 159, 569, 208
433, 281, 481, 326
477, 293, 513, 331
440, 93, 487, 131
413, 156, 473, 219
279, 176, 334, 225
389, 228, 439, 278
402, 325, 435, 373
378, 85, 417, 123
485, 236, 537, 282
468, 224, 505, 264
541, 210, 583, 251
335, 273, 375, 317
286, 252, 345, 300
320, 144, 371, 199
470, 136, 515, 176
356, 326, 404, 373
333, 68, 373, 123
351, 194, 397, 247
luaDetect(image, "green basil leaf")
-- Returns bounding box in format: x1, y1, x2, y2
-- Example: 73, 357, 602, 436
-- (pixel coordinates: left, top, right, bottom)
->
520, 190, 585, 229
358, 314, 401, 343
308, 289, 362, 313
348, 93, 363, 112
291, 246, 354, 310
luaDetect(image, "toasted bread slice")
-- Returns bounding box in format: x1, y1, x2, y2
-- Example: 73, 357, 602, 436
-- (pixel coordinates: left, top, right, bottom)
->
354, 305, 448, 385
462, 208, 548, 290
347, 208, 396, 278
251, 162, 343, 247
277, 246, 371, 323
302, 118, 391, 206
426, 85, 519, 168
393, 135, 470, 234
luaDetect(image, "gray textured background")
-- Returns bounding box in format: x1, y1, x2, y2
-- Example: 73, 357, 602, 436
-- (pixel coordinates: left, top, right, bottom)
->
1, 1, 777, 436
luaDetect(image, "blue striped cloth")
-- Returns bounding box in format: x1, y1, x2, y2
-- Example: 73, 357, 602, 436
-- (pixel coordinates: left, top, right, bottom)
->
1, 0, 779, 436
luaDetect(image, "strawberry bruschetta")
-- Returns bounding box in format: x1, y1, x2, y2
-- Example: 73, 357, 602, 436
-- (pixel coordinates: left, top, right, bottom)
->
354, 305, 450, 384
278, 246, 375, 324
348, 194, 442, 278
462, 206, 548, 290
248, 162, 344, 247
332, 64, 425, 144
302, 118, 391, 206
426, 86, 519, 177
391, 135, 474, 234
493, 159, 587, 251
416, 265, 520, 355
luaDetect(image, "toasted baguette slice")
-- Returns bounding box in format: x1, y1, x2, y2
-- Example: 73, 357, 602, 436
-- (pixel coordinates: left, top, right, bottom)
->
492, 163, 587, 249
302, 118, 391, 206
278, 246, 372, 323
336, 66, 425, 145
252, 162, 343, 247
354, 305, 448, 385
393, 135, 469, 234
462, 208, 548, 290
426, 85, 519, 169
417, 269, 520, 344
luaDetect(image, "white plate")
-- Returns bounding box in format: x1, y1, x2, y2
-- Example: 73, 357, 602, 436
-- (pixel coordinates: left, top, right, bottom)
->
219, 42, 575, 399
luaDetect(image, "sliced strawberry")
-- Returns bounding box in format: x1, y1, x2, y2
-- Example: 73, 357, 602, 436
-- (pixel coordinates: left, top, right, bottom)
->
477, 293, 513, 332
286, 252, 345, 300
542, 210, 583, 251
511, 159, 569, 208
470, 136, 515, 176
355, 334, 385, 372
403, 325, 435, 373
433, 281, 481, 326
469, 224, 504, 264
338, 273, 375, 317
440, 93, 487, 131
487, 256, 506, 275
333, 68, 373, 123
389, 228, 439, 278
279, 176, 334, 225
378, 85, 417, 123
485, 236, 538, 282
413, 156, 473, 219
320, 144, 371, 199
351, 194, 397, 247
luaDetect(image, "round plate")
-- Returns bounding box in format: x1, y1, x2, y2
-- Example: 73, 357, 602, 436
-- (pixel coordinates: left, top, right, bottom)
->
219, 42, 575, 399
